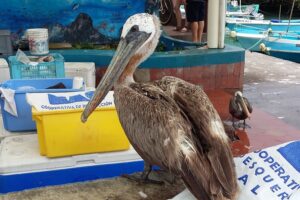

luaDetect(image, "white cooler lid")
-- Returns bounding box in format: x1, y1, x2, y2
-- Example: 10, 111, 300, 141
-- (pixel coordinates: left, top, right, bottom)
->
0, 134, 141, 174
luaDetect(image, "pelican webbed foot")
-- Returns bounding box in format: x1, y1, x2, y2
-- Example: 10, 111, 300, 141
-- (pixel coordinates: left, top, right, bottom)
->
231, 116, 240, 129
231, 119, 239, 130
121, 163, 164, 185
121, 172, 164, 185
151, 170, 178, 184
237, 120, 251, 129
232, 118, 251, 130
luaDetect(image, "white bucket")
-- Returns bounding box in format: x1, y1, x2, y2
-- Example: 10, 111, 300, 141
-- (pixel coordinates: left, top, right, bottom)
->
26, 28, 49, 55
72, 76, 85, 89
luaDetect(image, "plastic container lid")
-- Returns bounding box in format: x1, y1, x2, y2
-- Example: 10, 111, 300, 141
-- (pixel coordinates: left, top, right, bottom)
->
0, 134, 140, 174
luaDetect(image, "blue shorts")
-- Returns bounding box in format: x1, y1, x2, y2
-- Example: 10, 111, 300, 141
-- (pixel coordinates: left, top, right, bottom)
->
186, 1, 206, 22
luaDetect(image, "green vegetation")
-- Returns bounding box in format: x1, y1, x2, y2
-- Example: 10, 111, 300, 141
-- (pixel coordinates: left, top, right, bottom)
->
155, 42, 167, 52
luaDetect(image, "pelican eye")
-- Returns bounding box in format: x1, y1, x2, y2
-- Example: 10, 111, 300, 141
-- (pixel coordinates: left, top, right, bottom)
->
125, 25, 150, 44
130, 25, 139, 32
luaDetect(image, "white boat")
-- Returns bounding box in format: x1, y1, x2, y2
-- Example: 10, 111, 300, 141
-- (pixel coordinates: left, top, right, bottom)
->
234, 29, 300, 63
226, 1, 264, 20
227, 18, 300, 32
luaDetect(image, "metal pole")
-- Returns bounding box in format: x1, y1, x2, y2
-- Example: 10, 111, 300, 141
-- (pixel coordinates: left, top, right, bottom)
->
278, 4, 281, 21
287, 0, 296, 33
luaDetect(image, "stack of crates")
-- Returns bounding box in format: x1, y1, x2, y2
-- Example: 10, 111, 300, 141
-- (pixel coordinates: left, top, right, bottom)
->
1, 52, 67, 133
0, 28, 128, 160
1, 50, 129, 158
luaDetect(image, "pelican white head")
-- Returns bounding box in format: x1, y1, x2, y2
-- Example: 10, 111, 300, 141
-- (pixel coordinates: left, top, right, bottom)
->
82, 13, 161, 122
121, 13, 161, 65
235, 91, 243, 97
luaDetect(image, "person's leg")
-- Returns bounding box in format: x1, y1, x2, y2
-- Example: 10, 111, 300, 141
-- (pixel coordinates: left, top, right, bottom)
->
172, 0, 182, 30
191, 21, 198, 42
197, 21, 204, 42
197, 1, 205, 42
182, 1, 189, 31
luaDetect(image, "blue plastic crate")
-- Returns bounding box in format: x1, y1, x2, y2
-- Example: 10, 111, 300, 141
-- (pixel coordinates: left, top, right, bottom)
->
0, 78, 81, 132
8, 53, 65, 79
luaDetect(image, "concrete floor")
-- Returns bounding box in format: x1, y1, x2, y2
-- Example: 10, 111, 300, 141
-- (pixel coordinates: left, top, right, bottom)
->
1, 33, 300, 200
243, 51, 300, 130
0, 177, 185, 200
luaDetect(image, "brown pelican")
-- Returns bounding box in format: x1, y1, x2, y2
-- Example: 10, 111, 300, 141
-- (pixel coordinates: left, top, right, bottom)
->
81, 13, 238, 200
229, 91, 252, 129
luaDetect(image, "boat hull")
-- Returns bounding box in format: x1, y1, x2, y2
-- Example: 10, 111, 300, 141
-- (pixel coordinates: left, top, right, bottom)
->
269, 50, 300, 63
236, 32, 300, 63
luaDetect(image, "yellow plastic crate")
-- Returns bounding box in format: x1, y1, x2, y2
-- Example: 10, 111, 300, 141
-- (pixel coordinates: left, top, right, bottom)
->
32, 106, 130, 158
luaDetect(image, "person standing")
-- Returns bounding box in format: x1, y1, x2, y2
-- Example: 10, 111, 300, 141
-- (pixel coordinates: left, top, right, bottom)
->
172, 0, 188, 32
186, 0, 206, 42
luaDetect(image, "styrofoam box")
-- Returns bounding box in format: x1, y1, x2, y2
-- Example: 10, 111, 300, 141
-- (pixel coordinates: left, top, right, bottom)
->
0, 134, 143, 194
64, 62, 96, 88
0, 58, 10, 83
0, 30, 13, 57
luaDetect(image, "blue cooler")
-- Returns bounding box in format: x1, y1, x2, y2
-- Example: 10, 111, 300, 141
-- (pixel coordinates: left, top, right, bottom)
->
0, 78, 81, 132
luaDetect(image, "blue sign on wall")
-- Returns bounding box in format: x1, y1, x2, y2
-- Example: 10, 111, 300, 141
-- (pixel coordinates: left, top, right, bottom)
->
0, 0, 151, 45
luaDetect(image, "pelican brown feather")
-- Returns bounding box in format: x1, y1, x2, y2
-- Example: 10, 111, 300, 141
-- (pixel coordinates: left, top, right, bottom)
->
156, 76, 238, 199
112, 76, 238, 199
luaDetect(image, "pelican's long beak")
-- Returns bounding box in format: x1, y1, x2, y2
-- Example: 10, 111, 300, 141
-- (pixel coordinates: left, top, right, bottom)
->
237, 96, 251, 119
81, 30, 151, 122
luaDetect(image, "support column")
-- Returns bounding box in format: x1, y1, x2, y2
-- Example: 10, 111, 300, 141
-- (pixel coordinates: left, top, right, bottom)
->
207, 0, 226, 49
218, 0, 226, 48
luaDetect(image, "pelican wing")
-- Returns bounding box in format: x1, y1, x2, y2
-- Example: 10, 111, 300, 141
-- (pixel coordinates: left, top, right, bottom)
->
156, 76, 238, 200
114, 82, 192, 171
229, 97, 241, 116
